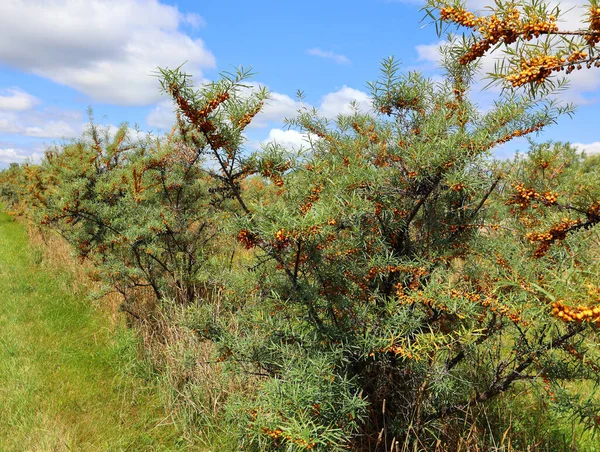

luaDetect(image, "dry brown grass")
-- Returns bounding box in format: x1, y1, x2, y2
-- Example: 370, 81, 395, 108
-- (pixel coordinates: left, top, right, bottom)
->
27, 222, 249, 445
26, 223, 124, 325
136, 292, 253, 447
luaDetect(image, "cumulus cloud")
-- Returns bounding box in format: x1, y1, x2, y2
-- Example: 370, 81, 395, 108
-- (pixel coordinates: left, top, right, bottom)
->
181, 12, 206, 28
24, 121, 79, 139
0, 103, 84, 139
572, 141, 600, 155
261, 129, 308, 150
255, 91, 302, 127
147, 99, 177, 130
0, 88, 40, 111
0, 113, 23, 134
416, 41, 448, 64
319, 86, 372, 119
553, 69, 600, 105
251, 85, 372, 148
0, 0, 215, 106
306, 48, 351, 65
252, 84, 371, 124
0, 148, 44, 165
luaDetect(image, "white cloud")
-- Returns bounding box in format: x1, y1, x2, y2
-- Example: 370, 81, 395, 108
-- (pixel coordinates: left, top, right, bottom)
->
0, 106, 84, 139
0, 113, 22, 134
416, 41, 448, 64
307, 48, 351, 65
0, 0, 216, 106
572, 141, 600, 155
247, 84, 371, 125
261, 129, 308, 150
319, 86, 372, 119
24, 121, 79, 139
147, 99, 177, 130
251, 87, 372, 148
181, 12, 206, 28
0, 148, 44, 165
553, 69, 600, 105
255, 91, 302, 127
0, 89, 40, 111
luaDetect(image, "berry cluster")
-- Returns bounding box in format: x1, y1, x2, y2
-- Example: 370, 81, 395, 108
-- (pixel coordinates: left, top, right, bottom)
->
237, 229, 258, 249
506, 183, 558, 209
439, 7, 477, 28
552, 301, 600, 324
491, 122, 546, 148
505, 55, 562, 87
171, 84, 229, 127
459, 39, 492, 65
522, 15, 558, 40
437, 4, 600, 87
273, 228, 291, 250
585, 7, 600, 46
260, 427, 316, 449
260, 160, 291, 187
303, 122, 335, 144
382, 343, 416, 360
588, 202, 600, 220
300, 184, 323, 215
440, 7, 557, 67
352, 121, 379, 143
234, 101, 264, 130
526, 217, 582, 257
449, 288, 529, 326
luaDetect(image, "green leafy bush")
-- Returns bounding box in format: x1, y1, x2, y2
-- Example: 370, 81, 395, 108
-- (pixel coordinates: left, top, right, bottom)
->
2, 53, 599, 451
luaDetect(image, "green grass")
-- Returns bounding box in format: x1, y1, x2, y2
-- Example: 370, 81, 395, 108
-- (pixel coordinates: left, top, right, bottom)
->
0, 210, 186, 451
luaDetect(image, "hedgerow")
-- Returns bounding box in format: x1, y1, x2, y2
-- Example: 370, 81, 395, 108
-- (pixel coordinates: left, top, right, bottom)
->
1, 49, 599, 451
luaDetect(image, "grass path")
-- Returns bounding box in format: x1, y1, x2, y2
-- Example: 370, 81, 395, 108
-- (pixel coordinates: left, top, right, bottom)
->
0, 210, 183, 451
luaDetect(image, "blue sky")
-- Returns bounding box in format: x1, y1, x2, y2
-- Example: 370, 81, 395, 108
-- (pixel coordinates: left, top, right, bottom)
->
1, 0, 599, 167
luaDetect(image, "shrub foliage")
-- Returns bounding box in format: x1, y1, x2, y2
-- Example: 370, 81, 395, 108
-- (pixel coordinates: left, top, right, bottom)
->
2, 54, 599, 450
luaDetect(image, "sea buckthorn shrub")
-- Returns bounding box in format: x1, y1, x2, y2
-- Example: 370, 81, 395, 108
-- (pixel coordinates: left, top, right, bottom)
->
2, 58, 599, 450
425, 0, 600, 92
498, 143, 600, 339
0, 163, 24, 210
155, 57, 600, 450
0, 81, 264, 312
0, 75, 272, 444
445, 142, 600, 449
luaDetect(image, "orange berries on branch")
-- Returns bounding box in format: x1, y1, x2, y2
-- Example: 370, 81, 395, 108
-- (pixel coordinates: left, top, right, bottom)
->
428, 0, 600, 90
237, 229, 258, 249
234, 101, 264, 130
505, 55, 563, 87
273, 228, 291, 250
585, 7, 600, 45
526, 217, 582, 257
506, 183, 558, 209
552, 301, 600, 325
